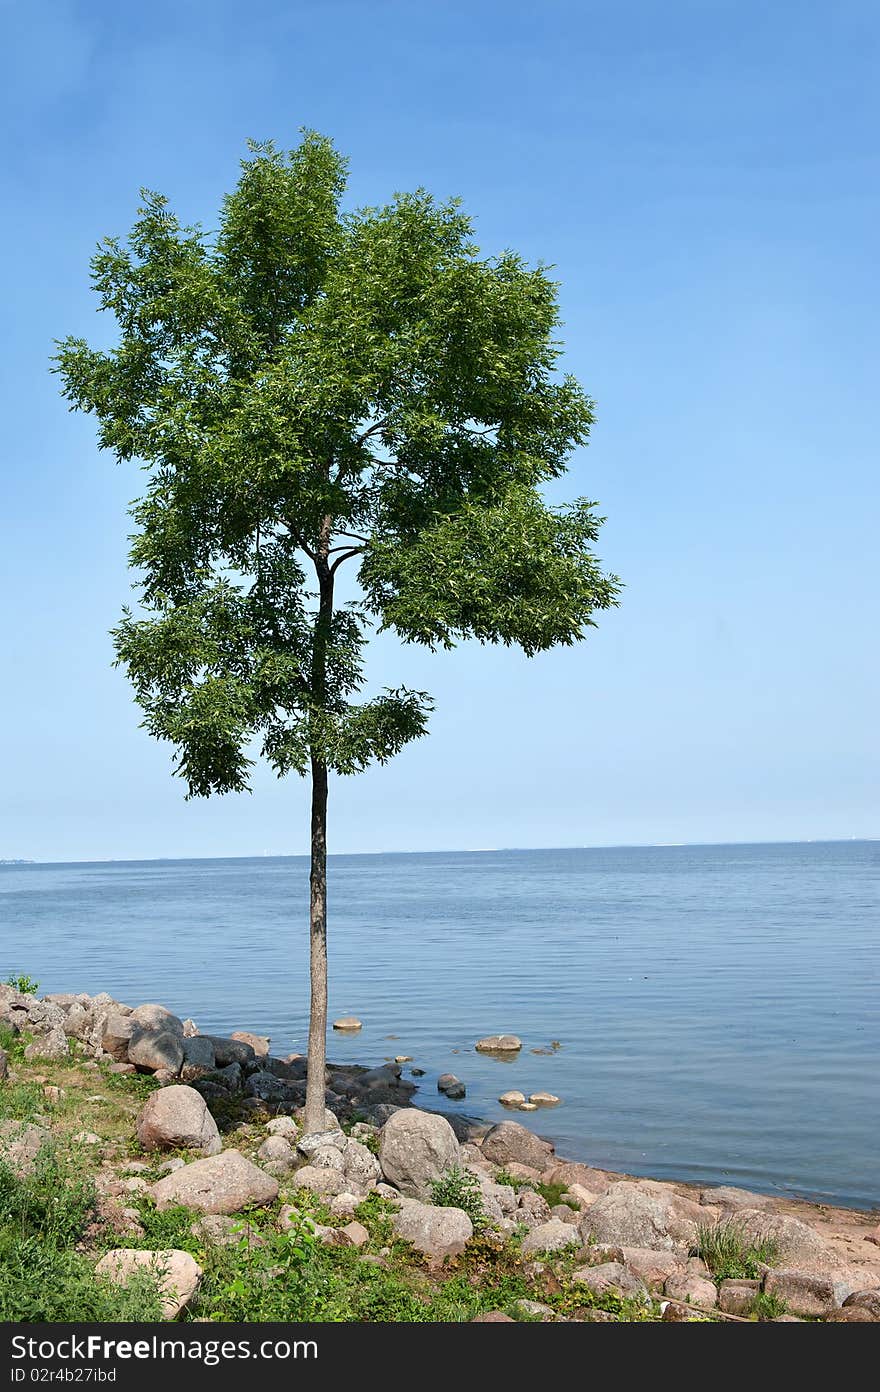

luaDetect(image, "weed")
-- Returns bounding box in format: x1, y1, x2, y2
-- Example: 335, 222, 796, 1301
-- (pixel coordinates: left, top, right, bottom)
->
694, 1218, 779, 1279
4, 974, 39, 996
429, 1166, 486, 1230
748, 1290, 787, 1320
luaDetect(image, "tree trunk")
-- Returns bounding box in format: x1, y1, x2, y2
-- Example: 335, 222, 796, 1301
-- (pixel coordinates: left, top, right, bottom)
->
303, 538, 333, 1135
304, 754, 329, 1134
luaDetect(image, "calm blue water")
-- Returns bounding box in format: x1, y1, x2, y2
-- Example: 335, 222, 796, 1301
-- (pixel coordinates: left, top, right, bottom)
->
1, 843, 877, 1208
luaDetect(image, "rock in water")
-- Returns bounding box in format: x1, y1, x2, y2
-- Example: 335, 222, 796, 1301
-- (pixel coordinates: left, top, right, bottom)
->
95, 1249, 201, 1320
150, 1150, 278, 1214
333, 1017, 363, 1031
437, 1074, 466, 1099
475, 1035, 522, 1053
136, 1085, 221, 1155
378, 1109, 460, 1198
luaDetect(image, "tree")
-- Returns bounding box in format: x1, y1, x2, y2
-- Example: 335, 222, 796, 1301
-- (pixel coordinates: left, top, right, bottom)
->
54, 133, 620, 1132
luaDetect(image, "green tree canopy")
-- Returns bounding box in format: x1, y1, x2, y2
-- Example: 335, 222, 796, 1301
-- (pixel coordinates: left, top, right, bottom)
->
55, 133, 620, 1128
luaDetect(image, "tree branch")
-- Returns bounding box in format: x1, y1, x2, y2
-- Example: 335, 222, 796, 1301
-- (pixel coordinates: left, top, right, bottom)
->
329, 546, 364, 576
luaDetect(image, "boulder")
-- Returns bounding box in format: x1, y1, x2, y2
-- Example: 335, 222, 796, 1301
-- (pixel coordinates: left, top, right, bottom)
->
151, 1150, 278, 1214
293, 1165, 345, 1196
332, 1017, 362, 1030
265, 1116, 299, 1140
718, 1279, 761, 1315
128, 1027, 184, 1074
342, 1137, 381, 1191
733, 1208, 831, 1266
95, 1249, 201, 1320
130, 1004, 184, 1036
499, 1091, 526, 1107
201, 1036, 256, 1067
764, 1269, 850, 1317
341, 1220, 369, 1247
244, 1070, 296, 1102
529, 1092, 560, 1106
544, 1162, 610, 1195
24, 1029, 69, 1061
571, 1261, 648, 1300
298, 1128, 347, 1157
665, 1270, 718, 1308
843, 1289, 880, 1318
437, 1073, 465, 1098
136, 1085, 221, 1155
0, 1121, 51, 1176
378, 1109, 460, 1198
230, 1030, 269, 1056
256, 1136, 296, 1170
101, 1014, 136, 1061
391, 1198, 473, 1261
475, 1035, 521, 1053
481, 1121, 554, 1172
579, 1181, 697, 1252
699, 1185, 776, 1210
619, 1248, 682, 1292
309, 1145, 346, 1171
180, 1036, 216, 1076
520, 1219, 579, 1256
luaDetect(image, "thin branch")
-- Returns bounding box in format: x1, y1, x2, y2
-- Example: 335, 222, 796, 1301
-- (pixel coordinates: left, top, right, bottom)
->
329, 546, 364, 576
356, 415, 390, 444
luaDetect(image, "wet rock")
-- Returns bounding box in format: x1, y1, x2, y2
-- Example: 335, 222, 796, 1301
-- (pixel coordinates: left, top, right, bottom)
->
437, 1074, 466, 1099
498, 1091, 526, 1107
333, 1017, 362, 1031
475, 1035, 522, 1053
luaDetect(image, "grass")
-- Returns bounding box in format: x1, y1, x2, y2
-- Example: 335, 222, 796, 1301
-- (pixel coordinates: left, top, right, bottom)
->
694, 1218, 780, 1280
748, 1290, 788, 1320
429, 1165, 487, 1229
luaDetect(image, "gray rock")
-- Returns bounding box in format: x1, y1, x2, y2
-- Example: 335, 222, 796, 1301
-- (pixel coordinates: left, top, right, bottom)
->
309, 1145, 346, 1171
699, 1185, 776, 1210
211, 1062, 243, 1091
481, 1121, 554, 1171
95, 1248, 201, 1320
151, 1150, 279, 1214
391, 1198, 473, 1261
101, 1014, 136, 1061
520, 1219, 579, 1256
181, 1036, 216, 1075
0, 1121, 52, 1176
579, 1181, 697, 1252
378, 1109, 460, 1198
265, 1115, 299, 1139
665, 1270, 718, 1309
244, 1070, 296, 1102
256, 1135, 296, 1169
293, 1165, 345, 1196
571, 1261, 649, 1300
130, 1004, 184, 1036
342, 1137, 381, 1190
297, 1128, 347, 1157
718, 1279, 761, 1316
230, 1030, 269, 1056
475, 1035, 522, 1053
136, 1086, 220, 1155
437, 1073, 465, 1099
764, 1269, 850, 1317
128, 1028, 184, 1074
24, 1028, 69, 1061
201, 1036, 256, 1067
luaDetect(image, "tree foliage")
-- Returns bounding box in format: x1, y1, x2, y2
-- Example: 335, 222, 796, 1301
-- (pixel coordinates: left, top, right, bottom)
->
54, 132, 619, 798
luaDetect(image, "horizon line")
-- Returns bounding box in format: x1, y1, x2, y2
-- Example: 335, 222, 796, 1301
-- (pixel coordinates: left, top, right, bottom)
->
3, 836, 878, 866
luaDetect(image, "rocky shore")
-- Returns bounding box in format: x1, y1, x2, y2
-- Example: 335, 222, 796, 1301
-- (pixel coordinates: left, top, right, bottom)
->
1, 982, 879, 1324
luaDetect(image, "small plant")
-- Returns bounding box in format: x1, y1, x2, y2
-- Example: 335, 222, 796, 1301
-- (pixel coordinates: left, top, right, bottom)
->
429, 1166, 486, 1230
4, 973, 39, 996
748, 1289, 787, 1321
694, 1218, 779, 1279
535, 1180, 576, 1209
493, 1168, 528, 1192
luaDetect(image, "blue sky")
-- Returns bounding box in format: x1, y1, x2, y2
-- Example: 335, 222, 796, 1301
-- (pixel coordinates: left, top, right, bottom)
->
1, 0, 877, 860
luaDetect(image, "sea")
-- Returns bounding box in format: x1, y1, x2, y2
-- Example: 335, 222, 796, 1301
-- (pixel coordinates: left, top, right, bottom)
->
1, 841, 877, 1208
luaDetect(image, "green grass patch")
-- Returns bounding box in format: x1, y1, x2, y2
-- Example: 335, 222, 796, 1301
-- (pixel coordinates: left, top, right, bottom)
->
694, 1218, 780, 1279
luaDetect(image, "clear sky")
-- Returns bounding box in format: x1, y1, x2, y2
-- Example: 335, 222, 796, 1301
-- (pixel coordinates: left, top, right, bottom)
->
1, 0, 877, 861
